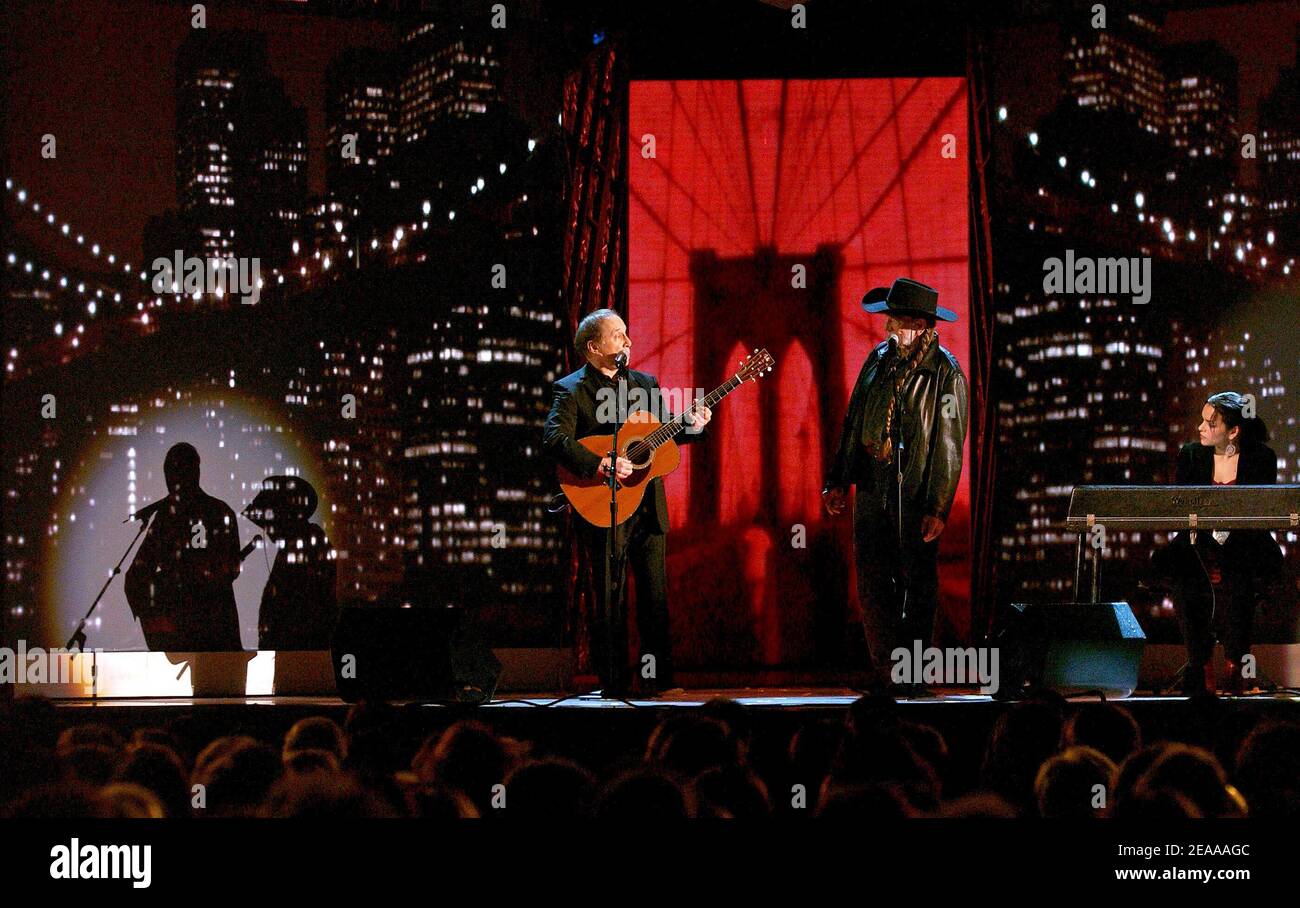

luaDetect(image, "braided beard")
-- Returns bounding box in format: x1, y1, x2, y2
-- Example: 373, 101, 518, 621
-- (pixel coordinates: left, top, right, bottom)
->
875, 328, 936, 463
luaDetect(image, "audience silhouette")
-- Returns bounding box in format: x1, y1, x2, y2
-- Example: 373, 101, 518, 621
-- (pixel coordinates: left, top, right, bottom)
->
3, 693, 1294, 819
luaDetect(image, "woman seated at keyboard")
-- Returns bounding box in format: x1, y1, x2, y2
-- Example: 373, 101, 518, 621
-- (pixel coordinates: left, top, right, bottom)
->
1153, 391, 1285, 697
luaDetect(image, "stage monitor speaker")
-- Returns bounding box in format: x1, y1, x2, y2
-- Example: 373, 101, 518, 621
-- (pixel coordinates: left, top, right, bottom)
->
331, 607, 501, 704
995, 602, 1146, 698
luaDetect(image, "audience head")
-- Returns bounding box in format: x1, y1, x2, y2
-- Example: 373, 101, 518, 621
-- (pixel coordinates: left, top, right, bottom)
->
1233, 721, 1300, 818
698, 698, 753, 754
816, 782, 916, 818
263, 773, 398, 818
114, 742, 190, 819
98, 783, 166, 819
502, 758, 596, 819
594, 768, 694, 819
1033, 745, 1117, 818
1064, 702, 1141, 764
412, 720, 513, 814
412, 785, 480, 819
693, 766, 771, 818
1114, 742, 1177, 805
194, 735, 261, 780
788, 719, 843, 809
56, 723, 123, 760
194, 740, 282, 817
831, 723, 939, 810
4, 782, 104, 819
1132, 744, 1245, 818
284, 748, 341, 777
61, 744, 118, 787
981, 699, 1064, 813
937, 792, 1018, 818
646, 716, 742, 780
283, 716, 347, 763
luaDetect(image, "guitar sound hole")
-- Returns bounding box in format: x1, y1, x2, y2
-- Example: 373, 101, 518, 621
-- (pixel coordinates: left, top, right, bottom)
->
623, 439, 651, 469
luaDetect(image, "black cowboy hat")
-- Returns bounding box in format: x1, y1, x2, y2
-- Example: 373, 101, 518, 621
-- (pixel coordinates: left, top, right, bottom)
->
243, 475, 319, 526
861, 277, 957, 322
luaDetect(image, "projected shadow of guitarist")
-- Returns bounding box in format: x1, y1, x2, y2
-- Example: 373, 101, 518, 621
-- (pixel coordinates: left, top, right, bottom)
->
124, 443, 255, 694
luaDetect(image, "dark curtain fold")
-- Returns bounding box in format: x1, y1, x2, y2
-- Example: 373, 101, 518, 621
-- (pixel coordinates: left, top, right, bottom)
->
967, 29, 1001, 642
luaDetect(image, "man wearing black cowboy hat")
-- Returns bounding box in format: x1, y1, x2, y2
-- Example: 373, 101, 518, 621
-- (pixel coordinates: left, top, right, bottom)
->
823, 278, 968, 695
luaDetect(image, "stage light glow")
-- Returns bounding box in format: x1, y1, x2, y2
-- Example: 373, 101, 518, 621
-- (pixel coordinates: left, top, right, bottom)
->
45, 391, 332, 651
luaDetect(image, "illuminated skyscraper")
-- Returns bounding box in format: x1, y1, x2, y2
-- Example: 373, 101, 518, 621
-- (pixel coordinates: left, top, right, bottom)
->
175, 30, 308, 267
398, 21, 501, 144
1063, 5, 1167, 137
993, 258, 1170, 603
325, 49, 399, 207
247, 82, 308, 270
1165, 41, 1238, 163
1260, 27, 1300, 240
395, 118, 568, 640
284, 331, 405, 604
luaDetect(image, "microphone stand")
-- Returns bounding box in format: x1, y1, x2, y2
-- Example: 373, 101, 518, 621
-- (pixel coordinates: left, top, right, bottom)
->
603, 356, 628, 699
65, 510, 156, 653
893, 374, 910, 625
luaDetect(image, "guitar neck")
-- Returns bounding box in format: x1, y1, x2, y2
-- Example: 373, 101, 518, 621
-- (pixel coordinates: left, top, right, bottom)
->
644, 374, 744, 450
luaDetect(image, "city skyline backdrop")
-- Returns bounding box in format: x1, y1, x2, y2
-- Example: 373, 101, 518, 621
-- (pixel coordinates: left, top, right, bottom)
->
3, 0, 1297, 668
986, 1, 1299, 642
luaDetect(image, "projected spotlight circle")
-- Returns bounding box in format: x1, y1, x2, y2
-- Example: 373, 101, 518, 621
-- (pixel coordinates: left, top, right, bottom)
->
45, 388, 332, 652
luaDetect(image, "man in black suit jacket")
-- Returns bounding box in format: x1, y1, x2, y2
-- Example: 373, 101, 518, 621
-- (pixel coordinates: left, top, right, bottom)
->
543, 309, 711, 697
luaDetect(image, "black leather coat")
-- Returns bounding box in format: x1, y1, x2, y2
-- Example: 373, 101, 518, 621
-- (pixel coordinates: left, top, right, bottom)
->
824, 338, 969, 521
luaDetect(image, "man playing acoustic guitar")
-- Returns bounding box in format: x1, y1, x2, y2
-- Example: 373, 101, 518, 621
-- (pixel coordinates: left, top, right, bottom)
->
543, 309, 711, 698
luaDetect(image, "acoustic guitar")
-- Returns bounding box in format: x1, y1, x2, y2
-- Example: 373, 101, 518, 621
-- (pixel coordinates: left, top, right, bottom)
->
558, 349, 775, 527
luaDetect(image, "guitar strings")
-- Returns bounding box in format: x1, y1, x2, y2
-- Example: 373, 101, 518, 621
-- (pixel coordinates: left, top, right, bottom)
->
621, 373, 746, 463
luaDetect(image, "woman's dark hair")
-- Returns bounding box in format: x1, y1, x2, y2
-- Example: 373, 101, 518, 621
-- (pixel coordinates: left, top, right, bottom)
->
1206, 391, 1268, 445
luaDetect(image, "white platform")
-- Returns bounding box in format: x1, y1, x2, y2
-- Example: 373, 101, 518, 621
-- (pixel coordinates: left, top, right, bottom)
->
16, 647, 574, 698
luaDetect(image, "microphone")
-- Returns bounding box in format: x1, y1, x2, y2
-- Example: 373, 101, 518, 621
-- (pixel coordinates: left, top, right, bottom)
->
239, 534, 263, 562
886, 333, 899, 356
124, 496, 169, 524
614, 350, 629, 372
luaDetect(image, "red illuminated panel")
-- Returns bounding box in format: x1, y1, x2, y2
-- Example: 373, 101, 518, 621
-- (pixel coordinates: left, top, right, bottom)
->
630, 78, 970, 662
